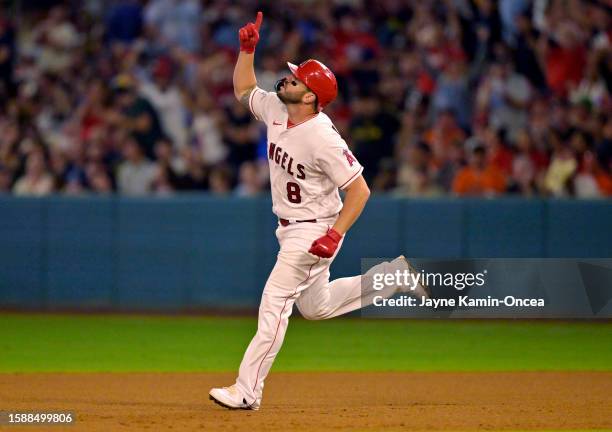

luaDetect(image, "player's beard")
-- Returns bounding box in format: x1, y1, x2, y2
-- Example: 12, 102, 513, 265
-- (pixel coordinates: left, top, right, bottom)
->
276, 90, 305, 105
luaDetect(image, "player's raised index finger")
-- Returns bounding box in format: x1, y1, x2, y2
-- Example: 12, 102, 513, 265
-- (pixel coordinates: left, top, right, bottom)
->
254, 11, 263, 30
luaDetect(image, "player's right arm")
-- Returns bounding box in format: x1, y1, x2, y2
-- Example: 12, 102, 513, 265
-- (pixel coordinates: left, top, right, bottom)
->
233, 11, 281, 124
233, 11, 263, 106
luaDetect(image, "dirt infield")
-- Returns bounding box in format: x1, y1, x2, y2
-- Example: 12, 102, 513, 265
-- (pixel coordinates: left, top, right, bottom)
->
0, 372, 610, 431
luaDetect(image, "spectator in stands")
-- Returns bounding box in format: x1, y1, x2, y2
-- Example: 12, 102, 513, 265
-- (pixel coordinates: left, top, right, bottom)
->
48, 146, 69, 190
406, 166, 442, 197
109, 74, 164, 159
143, 0, 202, 53
73, 79, 108, 144
209, 164, 233, 195
191, 91, 227, 165
543, 134, 578, 196
63, 172, 86, 195
420, 10, 488, 130
0, 1, 609, 199
12, 151, 54, 196
349, 92, 399, 183
475, 58, 531, 142
570, 54, 609, 110
423, 110, 466, 169
499, 0, 530, 46
513, 12, 547, 90
177, 147, 207, 191
436, 139, 465, 193
30, 5, 81, 74
116, 136, 156, 195
483, 127, 513, 176
235, 161, 263, 197
372, 159, 397, 193
140, 57, 188, 149
153, 137, 184, 189
526, 98, 552, 149
152, 164, 176, 195
86, 161, 113, 194
452, 145, 507, 196
537, 21, 587, 98
396, 141, 434, 196
510, 129, 547, 195
222, 99, 259, 169
396, 146, 442, 196
574, 151, 604, 198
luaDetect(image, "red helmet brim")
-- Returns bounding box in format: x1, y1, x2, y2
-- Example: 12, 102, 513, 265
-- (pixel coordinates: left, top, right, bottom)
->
287, 62, 299, 77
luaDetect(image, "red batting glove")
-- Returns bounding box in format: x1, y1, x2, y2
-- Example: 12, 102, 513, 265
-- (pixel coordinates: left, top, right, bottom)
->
239, 11, 263, 54
309, 228, 343, 258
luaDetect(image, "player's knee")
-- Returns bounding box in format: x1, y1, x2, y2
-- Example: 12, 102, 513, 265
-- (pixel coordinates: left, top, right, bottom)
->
299, 309, 319, 320
300, 310, 323, 320
298, 304, 328, 321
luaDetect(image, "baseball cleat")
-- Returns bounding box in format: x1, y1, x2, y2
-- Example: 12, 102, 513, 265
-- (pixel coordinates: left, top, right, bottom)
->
209, 385, 260, 411
398, 255, 431, 299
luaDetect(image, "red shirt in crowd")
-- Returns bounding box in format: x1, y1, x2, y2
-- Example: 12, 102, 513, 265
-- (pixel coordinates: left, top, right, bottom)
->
546, 45, 586, 97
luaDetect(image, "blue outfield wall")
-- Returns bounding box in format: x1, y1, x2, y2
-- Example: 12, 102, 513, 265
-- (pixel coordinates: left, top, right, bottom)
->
0, 195, 611, 310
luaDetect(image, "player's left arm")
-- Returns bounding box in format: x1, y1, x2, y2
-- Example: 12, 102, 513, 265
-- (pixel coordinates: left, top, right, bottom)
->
308, 175, 369, 258
332, 175, 370, 235
308, 131, 370, 257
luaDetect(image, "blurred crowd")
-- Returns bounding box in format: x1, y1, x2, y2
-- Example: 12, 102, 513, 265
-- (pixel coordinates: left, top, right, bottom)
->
0, 0, 610, 198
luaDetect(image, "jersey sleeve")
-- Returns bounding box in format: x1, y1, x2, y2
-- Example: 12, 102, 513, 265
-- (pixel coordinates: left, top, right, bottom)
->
248, 87, 282, 124
315, 131, 364, 190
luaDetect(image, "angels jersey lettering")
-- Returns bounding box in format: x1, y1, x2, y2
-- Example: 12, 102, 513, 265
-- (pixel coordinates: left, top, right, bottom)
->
248, 87, 363, 220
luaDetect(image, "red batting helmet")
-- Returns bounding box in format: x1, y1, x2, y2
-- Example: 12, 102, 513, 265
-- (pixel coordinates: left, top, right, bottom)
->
287, 60, 337, 111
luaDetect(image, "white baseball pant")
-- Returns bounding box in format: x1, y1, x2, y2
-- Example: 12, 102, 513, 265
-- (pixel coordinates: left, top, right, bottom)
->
234, 217, 408, 406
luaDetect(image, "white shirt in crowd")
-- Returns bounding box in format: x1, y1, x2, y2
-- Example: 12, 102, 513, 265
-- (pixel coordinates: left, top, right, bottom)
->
117, 160, 157, 195
140, 82, 188, 149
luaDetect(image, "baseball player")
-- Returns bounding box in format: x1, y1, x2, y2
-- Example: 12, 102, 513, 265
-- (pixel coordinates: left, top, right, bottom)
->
209, 12, 429, 410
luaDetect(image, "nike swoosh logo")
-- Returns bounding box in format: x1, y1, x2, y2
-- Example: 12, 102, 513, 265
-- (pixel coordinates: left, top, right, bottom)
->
273, 121, 282, 126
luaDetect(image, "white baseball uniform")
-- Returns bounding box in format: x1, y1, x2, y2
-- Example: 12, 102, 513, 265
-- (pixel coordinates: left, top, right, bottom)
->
233, 87, 409, 407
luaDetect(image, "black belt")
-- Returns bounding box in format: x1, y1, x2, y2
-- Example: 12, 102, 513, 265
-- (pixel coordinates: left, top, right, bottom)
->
279, 218, 317, 227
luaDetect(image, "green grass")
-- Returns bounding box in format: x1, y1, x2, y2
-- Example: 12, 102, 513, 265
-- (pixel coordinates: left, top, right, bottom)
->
0, 313, 610, 372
